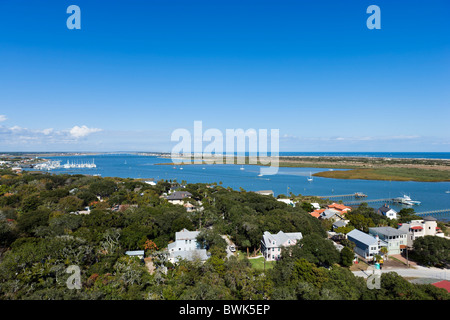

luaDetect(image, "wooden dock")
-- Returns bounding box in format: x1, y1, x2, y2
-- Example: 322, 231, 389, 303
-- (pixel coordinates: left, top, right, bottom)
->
415, 209, 450, 217
343, 198, 395, 206
318, 192, 367, 200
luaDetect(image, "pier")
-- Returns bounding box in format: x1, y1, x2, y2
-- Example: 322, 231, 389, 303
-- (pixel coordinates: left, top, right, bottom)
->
415, 209, 450, 217
343, 198, 395, 206
318, 192, 367, 200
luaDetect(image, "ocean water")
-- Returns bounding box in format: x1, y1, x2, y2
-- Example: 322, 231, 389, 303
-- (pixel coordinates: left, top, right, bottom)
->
36, 153, 450, 221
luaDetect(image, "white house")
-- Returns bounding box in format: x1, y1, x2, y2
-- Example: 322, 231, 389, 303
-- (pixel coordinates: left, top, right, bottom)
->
261, 231, 303, 261
398, 216, 444, 247
167, 228, 208, 263
377, 205, 397, 220
369, 227, 407, 255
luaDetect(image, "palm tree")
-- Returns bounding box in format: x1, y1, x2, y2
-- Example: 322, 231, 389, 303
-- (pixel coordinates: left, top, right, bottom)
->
380, 246, 388, 262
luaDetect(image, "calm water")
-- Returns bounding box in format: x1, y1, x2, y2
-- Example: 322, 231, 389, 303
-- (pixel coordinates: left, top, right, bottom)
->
37, 153, 450, 221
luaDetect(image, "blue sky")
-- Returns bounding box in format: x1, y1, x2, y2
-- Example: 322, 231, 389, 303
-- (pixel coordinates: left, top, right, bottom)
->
0, 0, 449, 152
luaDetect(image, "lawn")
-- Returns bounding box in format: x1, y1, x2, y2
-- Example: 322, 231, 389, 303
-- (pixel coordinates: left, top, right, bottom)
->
236, 252, 275, 270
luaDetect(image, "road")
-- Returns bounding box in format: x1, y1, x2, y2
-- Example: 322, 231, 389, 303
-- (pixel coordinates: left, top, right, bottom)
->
353, 265, 450, 281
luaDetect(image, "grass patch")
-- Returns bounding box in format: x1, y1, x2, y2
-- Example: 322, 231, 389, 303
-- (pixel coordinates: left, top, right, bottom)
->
314, 167, 450, 182
248, 257, 275, 270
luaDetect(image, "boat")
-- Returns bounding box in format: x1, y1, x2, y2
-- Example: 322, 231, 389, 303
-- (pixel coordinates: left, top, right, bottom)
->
446, 190, 450, 194
240, 166, 244, 170
307, 172, 313, 182
394, 194, 421, 205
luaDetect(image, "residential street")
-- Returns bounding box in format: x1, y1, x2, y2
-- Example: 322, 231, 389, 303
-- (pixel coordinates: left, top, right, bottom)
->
352, 266, 450, 281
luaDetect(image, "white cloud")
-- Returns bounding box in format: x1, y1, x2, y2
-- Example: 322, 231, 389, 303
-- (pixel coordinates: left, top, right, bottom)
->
41, 128, 54, 135
69, 125, 103, 138
0, 115, 7, 122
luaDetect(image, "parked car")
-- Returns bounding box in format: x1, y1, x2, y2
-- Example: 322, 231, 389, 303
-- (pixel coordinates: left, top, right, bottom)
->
229, 245, 236, 252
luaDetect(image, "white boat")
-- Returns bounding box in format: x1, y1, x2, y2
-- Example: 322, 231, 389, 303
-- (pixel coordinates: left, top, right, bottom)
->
394, 194, 421, 205
307, 172, 313, 182
240, 166, 245, 170
446, 190, 450, 194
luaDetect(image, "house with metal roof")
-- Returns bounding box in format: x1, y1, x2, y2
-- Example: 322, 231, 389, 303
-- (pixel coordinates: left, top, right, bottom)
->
261, 231, 303, 261
369, 227, 407, 255
347, 229, 387, 261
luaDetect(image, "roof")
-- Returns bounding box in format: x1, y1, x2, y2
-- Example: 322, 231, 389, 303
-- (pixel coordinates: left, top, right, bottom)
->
125, 250, 144, 256
320, 209, 340, 219
310, 209, 324, 218
423, 216, 437, 221
170, 249, 209, 262
411, 226, 423, 230
333, 220, 348, 228
369, 227, 407, 237
432, 280, 450, 293
262, 231, 303, 248
347, 229, 379, 246
255, 190, 274, 195
328, 203, 351, 211
166, 191, 192, 200
175, 228, 199, 240
378, 205, 396, 213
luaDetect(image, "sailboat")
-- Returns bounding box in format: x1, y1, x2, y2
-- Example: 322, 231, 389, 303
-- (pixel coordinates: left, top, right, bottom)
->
307, 172, 313, 182
240, 165, 245, 170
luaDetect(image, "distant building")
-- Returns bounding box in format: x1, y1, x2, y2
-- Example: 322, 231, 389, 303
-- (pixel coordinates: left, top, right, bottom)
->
311, 203, 321, 210
261, 231, 303, 261
167, 228, 208, 263
377, 204, 397, 220
369, 227, 407, 255
255, 190, 274, 197
125, 250, 145, 260
347, 229, 387, 261
310, 209, 325, 218
277, 198, 295, 206
144, 180, 156, 186
319, 209, 344, 222
332, 219, 349, 230
327, 203, 352, 215
398, 216, 444, 247
165, 191, 193, 205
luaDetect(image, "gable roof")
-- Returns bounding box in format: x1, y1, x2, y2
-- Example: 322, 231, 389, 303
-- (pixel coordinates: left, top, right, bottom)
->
320, 209, 340, 219
262, 231, 303, 248
175, 228, 199, 240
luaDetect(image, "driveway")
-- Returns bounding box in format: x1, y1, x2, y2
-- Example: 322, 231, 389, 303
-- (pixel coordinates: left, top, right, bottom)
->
221, 235, 236, 258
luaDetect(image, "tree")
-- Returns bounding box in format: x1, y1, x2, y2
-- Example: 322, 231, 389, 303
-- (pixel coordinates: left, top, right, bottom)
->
411, 236, 450, 267
340, 246, 354, 267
